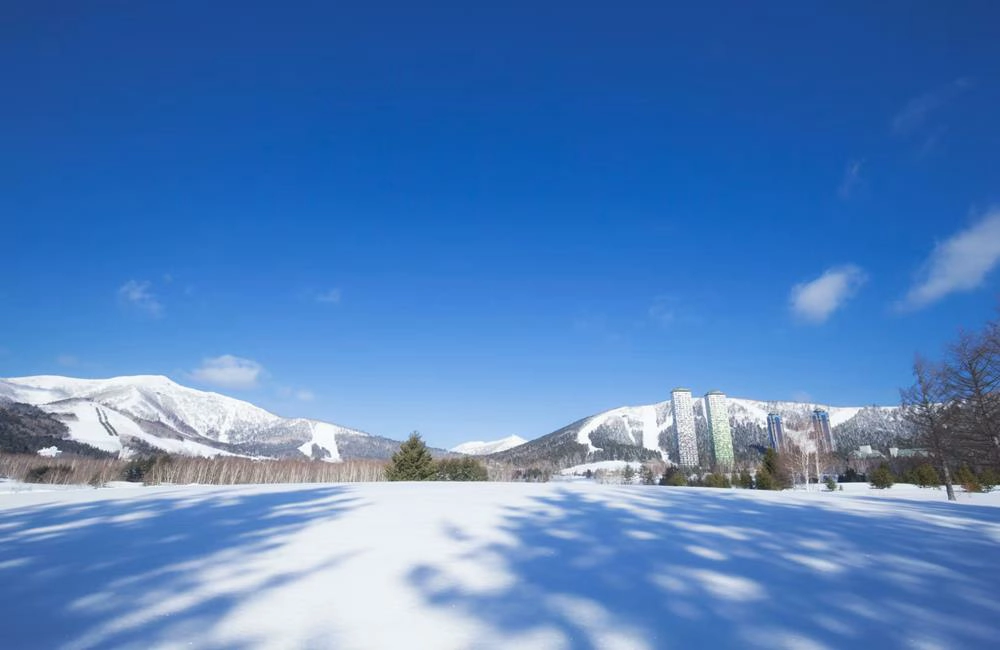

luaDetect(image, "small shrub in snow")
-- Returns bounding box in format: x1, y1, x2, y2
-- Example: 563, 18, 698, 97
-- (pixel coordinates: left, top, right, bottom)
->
435, 457, 488, 481
702, 473, 731, 488
825, 476, 837, 492
955, 466, 982, 493
979, 468, 998, 493
869, 463, 895, 489
658, 467, 688, 486
912, 463, 940, 488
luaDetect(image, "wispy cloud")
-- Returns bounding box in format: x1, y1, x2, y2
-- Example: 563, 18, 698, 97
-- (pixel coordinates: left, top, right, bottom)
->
790, 265, 867, 324
891, 78, 971, 137
190, 355, 264, 389
837, 159, 864, 200
56, 354, 79, 367
315, 288, 342, 304
647, 296, 675, 327
118, 280, 163, 317
278, 386, 317, 402
899, 208, 1000, 310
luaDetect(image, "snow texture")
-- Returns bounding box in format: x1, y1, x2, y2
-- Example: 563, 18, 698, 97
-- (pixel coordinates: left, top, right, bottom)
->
1, 482, 998, 649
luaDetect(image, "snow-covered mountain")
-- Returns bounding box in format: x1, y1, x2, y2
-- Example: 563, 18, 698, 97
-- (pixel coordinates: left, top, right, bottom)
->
489, 396, 910, 468
450, 435, 527, 456
0, 375, 403, 461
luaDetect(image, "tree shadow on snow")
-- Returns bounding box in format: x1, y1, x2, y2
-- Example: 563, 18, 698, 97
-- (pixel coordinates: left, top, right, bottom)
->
0, 485, 362, 649
409, 487, 1000, 649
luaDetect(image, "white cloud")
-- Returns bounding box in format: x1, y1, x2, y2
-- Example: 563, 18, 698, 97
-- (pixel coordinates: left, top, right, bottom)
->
295, 389, 315, 402
648, 296, 675, 326
191, 355, 264, 389
790, 265, 867, 324
118, 280, 163, 317
900, 208, 1000, 310
316, 288, 342, 304
891, 78, 971, 136
838, 159, 864, 200
56, 355, 79, 367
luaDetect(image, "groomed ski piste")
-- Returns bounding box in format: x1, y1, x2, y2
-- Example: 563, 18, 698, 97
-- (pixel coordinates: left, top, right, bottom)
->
1, 481, 998, 649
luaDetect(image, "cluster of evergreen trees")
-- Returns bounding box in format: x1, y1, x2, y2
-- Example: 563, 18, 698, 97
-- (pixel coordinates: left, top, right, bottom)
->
901, 312, 1000, 500
385, 433, 488, 481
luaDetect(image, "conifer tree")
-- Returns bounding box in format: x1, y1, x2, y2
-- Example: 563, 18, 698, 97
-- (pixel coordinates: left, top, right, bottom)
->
869, 462, 895, 489
385, 432, 436, 481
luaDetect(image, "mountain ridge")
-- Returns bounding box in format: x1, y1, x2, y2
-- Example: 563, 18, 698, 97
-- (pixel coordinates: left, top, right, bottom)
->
1, 374, 400, 461
3, 374, 911, 469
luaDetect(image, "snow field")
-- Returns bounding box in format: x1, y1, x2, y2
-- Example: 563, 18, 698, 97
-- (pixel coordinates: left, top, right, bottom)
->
1, 482, 998, 649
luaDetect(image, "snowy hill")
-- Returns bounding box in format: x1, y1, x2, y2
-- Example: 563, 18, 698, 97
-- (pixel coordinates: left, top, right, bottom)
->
0, 375, 400, 461
490, 395, 911, 468
450, 435, 527, 455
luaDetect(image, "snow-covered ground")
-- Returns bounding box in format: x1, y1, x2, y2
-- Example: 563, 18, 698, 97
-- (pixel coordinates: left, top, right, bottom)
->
1, 482, 998, 649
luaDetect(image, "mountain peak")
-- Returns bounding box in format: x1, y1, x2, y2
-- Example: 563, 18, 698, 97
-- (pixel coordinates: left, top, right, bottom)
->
451, 435, 528, 455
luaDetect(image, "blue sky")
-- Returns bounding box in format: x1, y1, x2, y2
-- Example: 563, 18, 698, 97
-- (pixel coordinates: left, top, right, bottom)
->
3, 2, 999, 448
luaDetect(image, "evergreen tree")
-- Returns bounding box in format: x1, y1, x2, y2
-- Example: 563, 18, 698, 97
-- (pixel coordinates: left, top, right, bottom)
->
435, 456, 488, 481
639, 465, 656, 485
912, 463, 940, 488
757, 448, 790, 490
659, 467, 688, 486
703, 472, 731, 488
385, 432, 436, 481
870, 462, 895, 489
824, 476, 837, 491
737, 470, 754, 489
755, 468, 774, 490
979, 467, 998, 493
955, 465, 981, 493
622, 463, 636, 484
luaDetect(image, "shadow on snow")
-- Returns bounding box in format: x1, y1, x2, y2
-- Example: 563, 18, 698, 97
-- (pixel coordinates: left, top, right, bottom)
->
0, 485, 361, 649
409, 487, 1000, 649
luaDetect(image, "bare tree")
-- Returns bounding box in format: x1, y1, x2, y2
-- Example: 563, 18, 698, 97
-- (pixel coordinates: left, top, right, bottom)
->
943, 327, 1000, 470
784, 438, 813, 489
901, 355, 956, 501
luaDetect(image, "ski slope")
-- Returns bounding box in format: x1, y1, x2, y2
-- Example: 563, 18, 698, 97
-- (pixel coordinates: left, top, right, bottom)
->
1, 482, 998, 649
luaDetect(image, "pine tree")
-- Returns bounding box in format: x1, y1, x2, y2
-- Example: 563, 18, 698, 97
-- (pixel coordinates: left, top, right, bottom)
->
912, 463, 940, 488
385, 432, 436, 481
870, 463, 895, 489
737, 470, 754, 489
622, 463, 636, 484
639, 465, 656, 485
757, 448, 790, 490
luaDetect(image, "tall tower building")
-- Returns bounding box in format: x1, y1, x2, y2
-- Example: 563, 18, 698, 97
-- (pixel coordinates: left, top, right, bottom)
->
811, 409, 834, 454
766, 413, 784, 450
671, 388, 698, 467
704, 390, 735, 470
